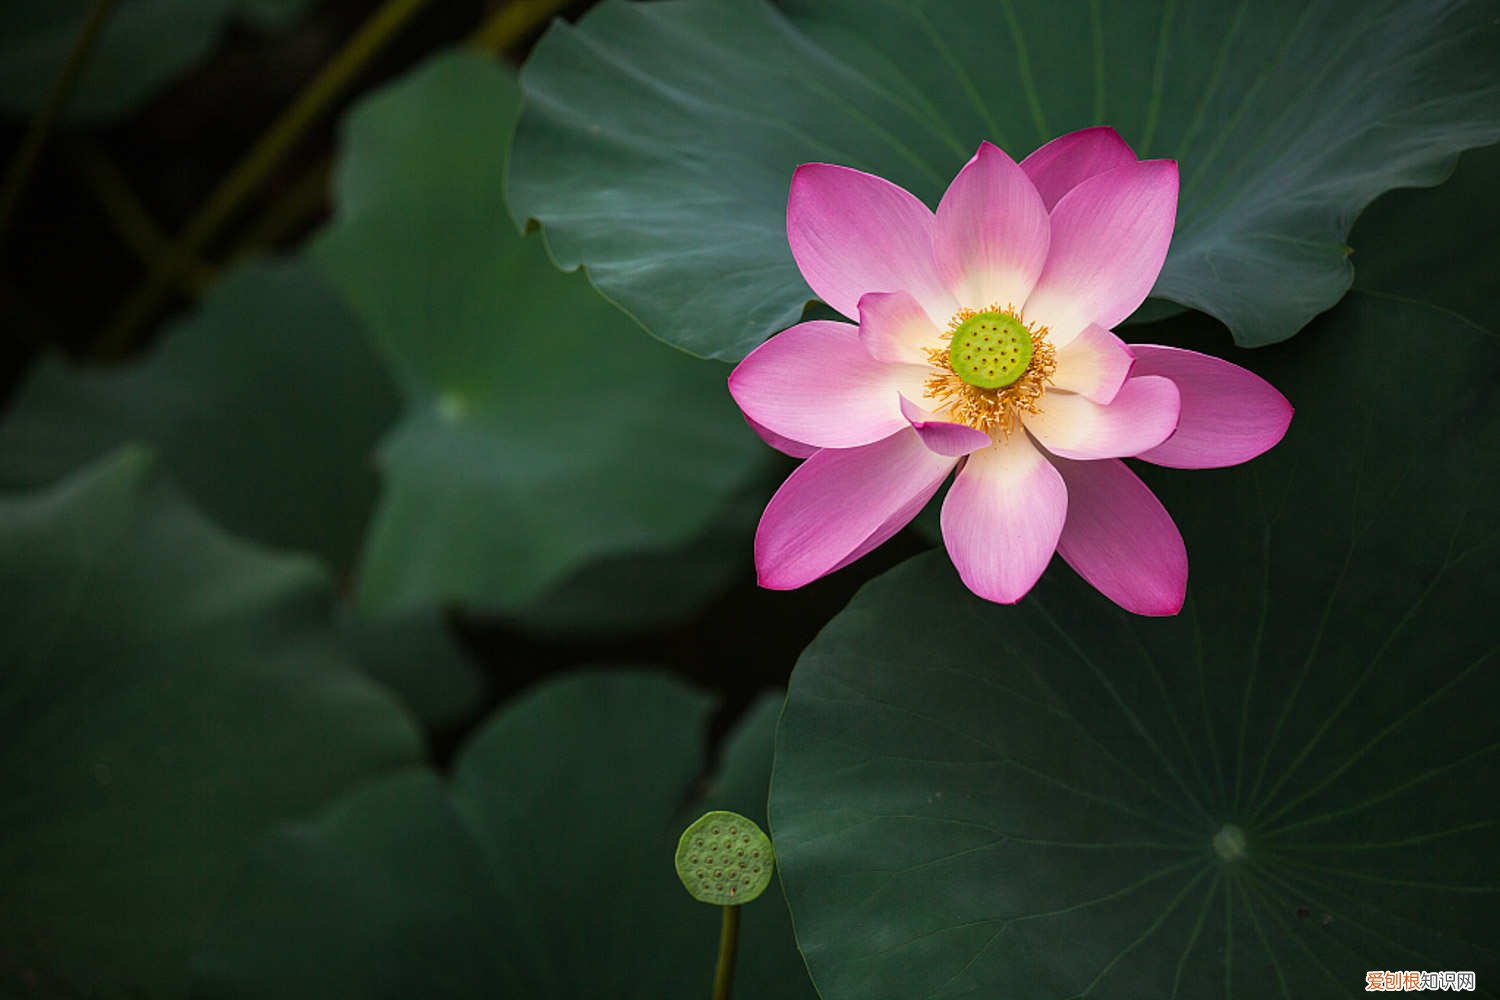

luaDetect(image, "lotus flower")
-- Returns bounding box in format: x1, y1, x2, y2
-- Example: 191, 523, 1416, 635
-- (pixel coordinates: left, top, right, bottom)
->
729, 128, 1292, 615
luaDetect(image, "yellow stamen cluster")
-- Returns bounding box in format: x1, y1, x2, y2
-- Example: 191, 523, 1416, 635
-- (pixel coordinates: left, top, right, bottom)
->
924, 304, 1055, 438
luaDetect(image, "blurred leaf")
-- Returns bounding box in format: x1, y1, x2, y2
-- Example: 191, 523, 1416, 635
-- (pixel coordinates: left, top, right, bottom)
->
770, 291, 1499, 997
317, 52, 764, 615
0, 259, 399, 572
0, 448, 422, 999
235, 0, 312, 30
1351, 140, 1500, 334
338, 606, 489, 732
0, 0, 315, 123
510, 0, 1500, 359
191, 673, 815, 999
503, 486, 762, 639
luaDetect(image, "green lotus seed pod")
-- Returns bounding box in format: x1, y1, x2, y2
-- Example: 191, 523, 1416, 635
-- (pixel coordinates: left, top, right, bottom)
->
948, 311, 1033, 389
674, 810, 774, 905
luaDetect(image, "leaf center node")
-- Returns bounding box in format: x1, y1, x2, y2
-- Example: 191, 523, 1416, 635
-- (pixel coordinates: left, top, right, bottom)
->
1212, 823, 1248, 862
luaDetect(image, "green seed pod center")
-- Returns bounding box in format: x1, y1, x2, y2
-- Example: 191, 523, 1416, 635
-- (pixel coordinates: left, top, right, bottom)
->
948, 311, 1033, 389
675, 810, 775, 905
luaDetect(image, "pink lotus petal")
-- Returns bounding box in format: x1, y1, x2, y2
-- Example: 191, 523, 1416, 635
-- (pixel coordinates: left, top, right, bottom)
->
1050, 323, 1135, 403
729, 320, 927, 449
859, 290, 943, 364
933, 141, 1050, 310
1023, 375, 1180, 460
743, 414, 817, 458
787, 163, 955, 323
756, 429, 957, 589
899, 395, 991, 457
1020, 126, 1138, 211
1130, 345, 1294, 468
1021, 160, 1179, 348
1054, 457, 1186, 616
827, 479, 938, 576
941, 434, 1067, 604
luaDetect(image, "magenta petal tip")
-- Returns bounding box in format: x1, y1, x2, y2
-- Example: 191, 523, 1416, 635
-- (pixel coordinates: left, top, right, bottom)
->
899, 395, 991, 457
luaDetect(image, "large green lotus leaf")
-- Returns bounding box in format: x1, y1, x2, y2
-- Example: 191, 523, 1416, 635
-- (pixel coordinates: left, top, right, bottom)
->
0, 0, 313, 123
0, 259, 398, 571
509, 0, 1500, 360
0, 448, 422, 999
316, 51, 763, 614
338, 606, 490, 732
770, 292, 1499, 998
1351, 141, 1500, 335
190, 673, 815, 999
